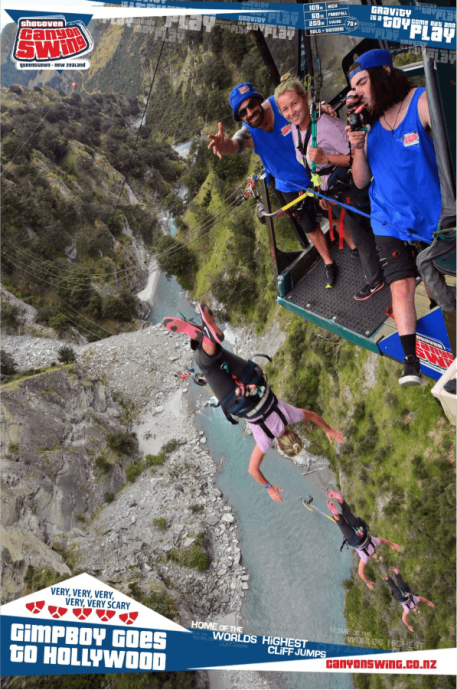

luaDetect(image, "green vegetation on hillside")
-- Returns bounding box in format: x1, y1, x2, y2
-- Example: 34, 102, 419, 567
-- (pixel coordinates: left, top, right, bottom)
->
1, 86, 180, 340
265, 318, 456, 689
145, 26, 280, 144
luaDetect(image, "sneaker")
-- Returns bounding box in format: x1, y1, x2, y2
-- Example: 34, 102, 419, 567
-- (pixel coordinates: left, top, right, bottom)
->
324, 262, 337, 289
399, 355, 422, 387
327, 499, 343, 517
327, 488, 343, 503
444, 379, 456, 395
350, 247, 359, 259
162, 317, 202, 342
198, 303, 224, 344
354, 281, 385, 301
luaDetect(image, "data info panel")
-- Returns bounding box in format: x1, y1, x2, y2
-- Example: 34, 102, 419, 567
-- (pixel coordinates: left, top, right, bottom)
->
304, 2, 359, 36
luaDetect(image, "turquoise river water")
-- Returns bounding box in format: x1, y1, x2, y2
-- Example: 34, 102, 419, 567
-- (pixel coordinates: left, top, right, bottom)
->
148, 156, 354, 688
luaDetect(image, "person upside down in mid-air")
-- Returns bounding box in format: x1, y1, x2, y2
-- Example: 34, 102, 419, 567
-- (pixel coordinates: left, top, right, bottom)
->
163, 304, 343, 503
383, 567, 434, 633
327, 489, 401, 588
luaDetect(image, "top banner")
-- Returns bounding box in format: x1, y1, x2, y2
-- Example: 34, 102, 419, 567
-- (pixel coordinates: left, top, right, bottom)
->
80, 0, 456, 49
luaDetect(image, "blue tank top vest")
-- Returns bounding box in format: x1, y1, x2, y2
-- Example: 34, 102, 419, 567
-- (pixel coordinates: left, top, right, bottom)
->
245, 97, 311, 193
367, 88, 441, 244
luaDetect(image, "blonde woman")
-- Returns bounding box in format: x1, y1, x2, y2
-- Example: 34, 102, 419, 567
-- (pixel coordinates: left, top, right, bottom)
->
275, 74, 384, 301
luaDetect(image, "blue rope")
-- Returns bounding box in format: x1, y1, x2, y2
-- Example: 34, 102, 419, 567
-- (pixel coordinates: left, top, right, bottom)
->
309, 189, 372, 220
305, 187, 419, 237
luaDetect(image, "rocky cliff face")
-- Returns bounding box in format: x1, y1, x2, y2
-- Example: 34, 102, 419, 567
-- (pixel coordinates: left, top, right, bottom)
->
1, 324, 248, 632
1, 368, 126, 602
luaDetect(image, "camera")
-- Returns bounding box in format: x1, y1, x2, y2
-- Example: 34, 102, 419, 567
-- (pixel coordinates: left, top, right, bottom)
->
346, 91, 367, 132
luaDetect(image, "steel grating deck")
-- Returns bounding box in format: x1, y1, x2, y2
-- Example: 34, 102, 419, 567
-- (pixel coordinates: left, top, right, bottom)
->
284, 244, 393, 337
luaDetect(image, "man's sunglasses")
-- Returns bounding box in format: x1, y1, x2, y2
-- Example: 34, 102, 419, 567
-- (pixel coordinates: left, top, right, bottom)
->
237, 98, 260, 119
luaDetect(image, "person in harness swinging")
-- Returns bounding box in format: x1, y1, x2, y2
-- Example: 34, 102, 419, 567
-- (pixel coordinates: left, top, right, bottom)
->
382, 567, 434, 632
163, 304, 343, 503
327, 489, 401, 588
274, 73, 384, 301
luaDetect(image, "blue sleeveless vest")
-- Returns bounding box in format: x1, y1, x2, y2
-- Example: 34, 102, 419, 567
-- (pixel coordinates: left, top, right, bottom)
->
246, 97, 311, 193
367, 88, 441, 244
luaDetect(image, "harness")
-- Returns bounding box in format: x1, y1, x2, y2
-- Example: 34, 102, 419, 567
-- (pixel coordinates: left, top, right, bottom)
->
294, 123, 358, 249
394, 589, 415, 609
378, 240, 419, 269
339, 517, 374, 557
196, 355, 288, 439
218, 358, 288, 439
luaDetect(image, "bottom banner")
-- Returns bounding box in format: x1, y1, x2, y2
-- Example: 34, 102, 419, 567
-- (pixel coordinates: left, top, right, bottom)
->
1, 574, 456, 677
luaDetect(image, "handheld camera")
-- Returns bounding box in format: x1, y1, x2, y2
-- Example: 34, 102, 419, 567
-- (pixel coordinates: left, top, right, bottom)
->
346, 91, 371, 133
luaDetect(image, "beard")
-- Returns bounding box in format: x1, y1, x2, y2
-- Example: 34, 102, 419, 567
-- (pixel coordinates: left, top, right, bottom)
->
246, 106, 265, 128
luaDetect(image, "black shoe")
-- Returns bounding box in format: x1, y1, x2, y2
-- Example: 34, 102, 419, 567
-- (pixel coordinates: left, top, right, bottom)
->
324, 262, 337, 289
350, 247, 359, 259
444, 379, 456, 395
354, 281, 385, 301
399, 355, 422, 387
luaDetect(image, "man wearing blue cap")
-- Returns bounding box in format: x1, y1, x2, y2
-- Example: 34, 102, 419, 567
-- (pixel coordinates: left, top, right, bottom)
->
207, 83, 356, 289
346, 49, 442, 387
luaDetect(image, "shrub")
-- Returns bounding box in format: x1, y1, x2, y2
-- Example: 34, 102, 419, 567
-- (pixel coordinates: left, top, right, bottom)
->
104, 492, 115, 503
1, 349, 17, 375
190, 504, 203, 512
125, 461, 143, 482
193, 554, 211, 571
25, 368, 41, 376
1, 301, 20, 331
57, 345, 77, 364
153, 518, 167, 529
154, 235, 197, 289
101, 295, 132, 322
77, 225, 113, 259
212, 153, 248, 181
146, 453, 164, 466
95, 455, 111, 472
179, 532, 211, 571
211, 267, 258, 315
50, 314, 69, 336
75, 514, 85, 522
163, 439, 179, 454
8, 442, 19, 454
341, 579, 354, 590
106, 431, 137, 455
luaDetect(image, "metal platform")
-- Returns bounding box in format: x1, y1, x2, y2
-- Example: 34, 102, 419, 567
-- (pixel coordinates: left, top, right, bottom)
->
283, 244, 392, 338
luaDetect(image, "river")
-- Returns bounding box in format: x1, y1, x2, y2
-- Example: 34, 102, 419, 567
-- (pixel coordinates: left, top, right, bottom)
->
147, 146, 354, 688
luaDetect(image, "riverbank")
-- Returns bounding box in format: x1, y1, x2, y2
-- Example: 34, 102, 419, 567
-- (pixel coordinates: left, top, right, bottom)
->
136, 258, 161, 304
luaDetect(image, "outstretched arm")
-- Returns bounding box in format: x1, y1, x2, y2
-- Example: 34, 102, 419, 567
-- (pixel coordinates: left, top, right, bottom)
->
378, 537, 402, 552
207, 122, 254, 158
248, 444, 283, 502
402, 610, 413, 632
300, 409, 344, 444
358, 559, 374, 589
418, 596, 435, 608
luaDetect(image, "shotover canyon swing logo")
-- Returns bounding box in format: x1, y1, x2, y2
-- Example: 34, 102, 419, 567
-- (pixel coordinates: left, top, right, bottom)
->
12, 16, 93, 65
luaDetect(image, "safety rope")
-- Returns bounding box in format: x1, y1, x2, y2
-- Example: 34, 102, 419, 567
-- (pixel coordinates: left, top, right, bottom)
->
257, 186, 419, 238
